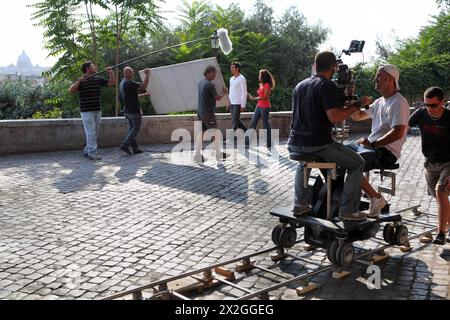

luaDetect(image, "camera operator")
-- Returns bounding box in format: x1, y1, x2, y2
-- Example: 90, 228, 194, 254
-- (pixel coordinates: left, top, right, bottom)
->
349, 65, 410, 218
288, 51, 371, 221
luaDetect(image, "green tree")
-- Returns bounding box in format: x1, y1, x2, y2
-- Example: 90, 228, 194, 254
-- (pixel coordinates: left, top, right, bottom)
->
388, 11, 450, 100
436, 0, 450, 9
31, 0, 165, 116
245, 0, 275, 35
0, 79, 78, 120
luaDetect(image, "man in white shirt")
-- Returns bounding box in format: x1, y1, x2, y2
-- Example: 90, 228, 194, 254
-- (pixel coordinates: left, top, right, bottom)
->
350, 64, 410, 217
229, 62, 248, 132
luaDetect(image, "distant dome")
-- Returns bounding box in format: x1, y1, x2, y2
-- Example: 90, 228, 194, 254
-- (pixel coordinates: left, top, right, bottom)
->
17, 51, 33, 69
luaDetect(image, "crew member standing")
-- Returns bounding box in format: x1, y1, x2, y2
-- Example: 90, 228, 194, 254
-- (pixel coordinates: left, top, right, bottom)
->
119, 67, 150, 155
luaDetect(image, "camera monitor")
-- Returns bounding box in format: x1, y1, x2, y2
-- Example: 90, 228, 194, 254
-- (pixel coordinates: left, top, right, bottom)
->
348, 40, 365, 53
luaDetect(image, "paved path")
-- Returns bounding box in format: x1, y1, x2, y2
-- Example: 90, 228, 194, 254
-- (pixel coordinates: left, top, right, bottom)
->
0, 137, 449, 300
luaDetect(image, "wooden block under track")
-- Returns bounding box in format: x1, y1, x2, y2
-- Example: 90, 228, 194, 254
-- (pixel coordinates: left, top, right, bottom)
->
332, 271, 350, 280
400, 246, 413, 253
271, 253, 288, 262
420, 235, 433, 244
235, 262, 255, 273
214, 267, 235, 280
303, 244, 317, 252
372, 253, 390, 263
167, 277, 205, 294
296, 282, 318, 295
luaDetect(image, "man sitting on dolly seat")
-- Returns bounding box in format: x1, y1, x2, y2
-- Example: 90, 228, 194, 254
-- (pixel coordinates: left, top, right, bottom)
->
288, 51, 372, 221
349, 65, 410, 218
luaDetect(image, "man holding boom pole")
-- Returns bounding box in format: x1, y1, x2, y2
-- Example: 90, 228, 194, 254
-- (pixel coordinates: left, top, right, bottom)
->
69, 61, 116, 161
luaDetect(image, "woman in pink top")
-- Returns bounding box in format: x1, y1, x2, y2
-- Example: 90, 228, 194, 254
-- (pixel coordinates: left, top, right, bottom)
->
248, 69, 276, 148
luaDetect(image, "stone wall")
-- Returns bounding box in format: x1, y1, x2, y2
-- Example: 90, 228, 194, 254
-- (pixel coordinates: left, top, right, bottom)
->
0, 112, 371, 154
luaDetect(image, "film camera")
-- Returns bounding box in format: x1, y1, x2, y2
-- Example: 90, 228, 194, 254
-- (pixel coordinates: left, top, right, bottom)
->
333, 40, 365, 106
332, 40, 365, 141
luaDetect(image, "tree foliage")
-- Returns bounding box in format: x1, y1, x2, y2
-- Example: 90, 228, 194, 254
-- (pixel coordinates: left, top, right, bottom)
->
0, 80, 79, 120
387, 11, 450, 100
11, 0, 448, 120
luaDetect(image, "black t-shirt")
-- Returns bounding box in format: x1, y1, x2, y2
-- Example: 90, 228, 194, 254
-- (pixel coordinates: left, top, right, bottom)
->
409, 107, 450, 163
198, 79, 218, 115
120, 79, 141, 114
78, 76, 109, 112
288, 75, 341, 146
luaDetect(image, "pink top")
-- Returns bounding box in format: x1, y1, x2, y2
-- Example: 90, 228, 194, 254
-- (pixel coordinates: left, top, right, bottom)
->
257, 83, 271, 108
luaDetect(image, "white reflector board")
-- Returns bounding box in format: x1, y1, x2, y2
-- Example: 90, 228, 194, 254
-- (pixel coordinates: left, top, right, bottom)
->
139, 57, 230, 114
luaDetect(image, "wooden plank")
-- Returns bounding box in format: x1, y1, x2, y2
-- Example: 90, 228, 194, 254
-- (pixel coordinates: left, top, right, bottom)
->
296, 282, 318, 295
420, 233, 433, 244
235, 261, 255, 273
271, 252, 288, 262
214, 267, 235, 280
167, 277, 205, 294
400, 246, 413, 253
332, 271, 350, 280
305, 163, 337, 170
372, 253, 390, 263
303, 244, 317, 252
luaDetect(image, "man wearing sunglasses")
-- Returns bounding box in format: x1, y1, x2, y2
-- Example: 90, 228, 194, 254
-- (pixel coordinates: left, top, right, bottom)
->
409, 87, 450, 245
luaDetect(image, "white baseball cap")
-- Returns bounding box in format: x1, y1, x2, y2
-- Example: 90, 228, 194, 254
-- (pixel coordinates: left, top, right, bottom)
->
378, 64, 400, 90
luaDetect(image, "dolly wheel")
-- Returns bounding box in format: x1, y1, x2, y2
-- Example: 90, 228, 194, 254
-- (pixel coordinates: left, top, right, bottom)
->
271, 225, 284, 246
279, 227, 297, 248
336, 243, 354, 267
327, 240, 339, 265
383, 224, 396, 245
394, 225, 409, 246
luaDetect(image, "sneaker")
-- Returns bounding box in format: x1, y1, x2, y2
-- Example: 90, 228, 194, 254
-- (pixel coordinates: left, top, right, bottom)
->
133, 149, 145, 155
340, 212, 367, 221
368, 196, 388, 218
87, 154, 102, 161
433, 233, 446, 245
293, 204, 310, 217
120, 145, 132, 155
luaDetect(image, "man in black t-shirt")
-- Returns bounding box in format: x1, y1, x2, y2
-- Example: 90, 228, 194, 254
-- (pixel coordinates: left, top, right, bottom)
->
119, 67, 150, 155
409, 87, 450, 245
69, 61, 116, 161
288, 51, 371, 221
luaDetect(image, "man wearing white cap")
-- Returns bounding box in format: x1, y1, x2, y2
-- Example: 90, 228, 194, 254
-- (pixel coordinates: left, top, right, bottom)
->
350, 64, 410, 217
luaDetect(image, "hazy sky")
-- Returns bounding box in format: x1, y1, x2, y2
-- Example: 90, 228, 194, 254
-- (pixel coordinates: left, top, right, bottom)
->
0, 0, 440, 67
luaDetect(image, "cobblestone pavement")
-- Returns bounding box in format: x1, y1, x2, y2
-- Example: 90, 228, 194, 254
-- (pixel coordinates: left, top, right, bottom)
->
0, 136, 449, 300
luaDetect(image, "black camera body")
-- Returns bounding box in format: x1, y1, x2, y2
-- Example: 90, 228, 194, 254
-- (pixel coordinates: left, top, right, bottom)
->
333, 40, 365, 107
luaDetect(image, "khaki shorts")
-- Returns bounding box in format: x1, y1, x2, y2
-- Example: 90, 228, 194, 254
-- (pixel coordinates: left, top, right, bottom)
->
425, 161, 450, 196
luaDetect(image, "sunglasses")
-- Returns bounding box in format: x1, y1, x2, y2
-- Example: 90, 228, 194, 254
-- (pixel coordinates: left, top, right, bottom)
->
424, 103, 440, 109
